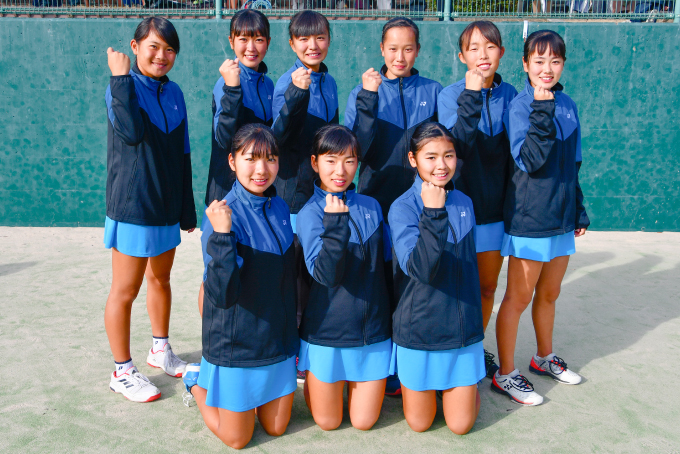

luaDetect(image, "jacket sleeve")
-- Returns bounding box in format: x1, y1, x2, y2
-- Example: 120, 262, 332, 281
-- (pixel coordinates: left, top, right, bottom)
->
272, 82, 310, 147
106, 76, 145, 146
439, 88, 482, 161
389, 203, 449, 285
180, 152, 197, 230
298, 209, 351, 288
575, 162, 590, 230
204, 232, 241, 310
346, 87, 379, 162
506, 99, 557, 174
214, 84, 244, 150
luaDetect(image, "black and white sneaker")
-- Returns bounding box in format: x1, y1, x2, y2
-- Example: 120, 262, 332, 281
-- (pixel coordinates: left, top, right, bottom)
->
530, 354, 582, 385
484, 350, 500, 379
491, 369, 543, 406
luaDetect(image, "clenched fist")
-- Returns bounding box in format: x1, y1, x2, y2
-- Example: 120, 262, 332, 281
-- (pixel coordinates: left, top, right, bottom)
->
107, 47, 130, 77
362, 68, 382, 93
205, 200, 233, 234
292, 67, 312, 90
220, 58, 241, 88
534, 86, 554, 101
421, 181, 446, 209
324, 194, 349, 213
465, 69, 485, 92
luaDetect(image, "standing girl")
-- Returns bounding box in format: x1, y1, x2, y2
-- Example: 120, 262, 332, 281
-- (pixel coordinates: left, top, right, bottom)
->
492, 30, 589, 406
438, 21, 518, 378
296, 125, 392, 431
104, 18, 196, 403
199, 9, 275, 314
389, 122, 485, 434
184, 124, 298, 449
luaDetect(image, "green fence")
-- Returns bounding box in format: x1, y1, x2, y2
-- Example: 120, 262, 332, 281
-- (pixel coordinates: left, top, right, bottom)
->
0, 0, 677, 21
0, 19, 679, 230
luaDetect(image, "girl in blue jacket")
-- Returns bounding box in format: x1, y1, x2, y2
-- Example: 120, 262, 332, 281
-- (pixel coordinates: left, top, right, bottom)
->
438, 21, 517, 379
389, 122, 485, 434
184, 124, 298, 449
492, 30, 590, 407
104, 18, 196, 404
199, 9, 275, 316
296, 125, 392, 431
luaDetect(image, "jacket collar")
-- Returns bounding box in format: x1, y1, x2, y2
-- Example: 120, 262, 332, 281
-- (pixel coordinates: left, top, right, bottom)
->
523, 78, 564, 97
131, 61, 169, 91
313, 180, 356, 201
294, 58, 329, 81
380, 65, 420, 90
239, 60, 268, 82
481, 73, 503, 94
233, 178, 278, 210
412, 174, 455, 210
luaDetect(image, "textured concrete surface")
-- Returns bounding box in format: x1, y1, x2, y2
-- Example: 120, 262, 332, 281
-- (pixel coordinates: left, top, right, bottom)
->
0, 228, 678, 452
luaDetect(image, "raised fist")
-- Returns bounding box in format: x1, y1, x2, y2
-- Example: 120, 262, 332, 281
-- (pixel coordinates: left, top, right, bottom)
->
220, 58, 241, 88
420, 181, 446, 209
534, 86, 555, 101
464, 69, 485, 92
362, 68, 382, 93
107, 47, 131, 77
292, 67, 312, 90
205, 200, 233, 234
324, 194, 349, 213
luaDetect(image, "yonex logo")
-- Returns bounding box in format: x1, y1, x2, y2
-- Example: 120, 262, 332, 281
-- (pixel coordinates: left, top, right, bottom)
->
420, 101, 427, 106
365, 214, 370, 219
268, 95, 272, 100
283, 220, 287, 225
461, 212, 466, 217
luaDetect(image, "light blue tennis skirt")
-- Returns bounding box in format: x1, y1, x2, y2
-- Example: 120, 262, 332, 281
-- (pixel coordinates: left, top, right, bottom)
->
197, 356, 297, 412
389, 342, 485, 392
103, 217, 180, 258
475, 221, 505, 253
297, 338, 392, 383
501, 230, 575, 262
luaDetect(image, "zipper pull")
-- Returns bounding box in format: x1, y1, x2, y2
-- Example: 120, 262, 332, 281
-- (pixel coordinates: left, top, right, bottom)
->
267, 197, 272, 209
159, 83, 163, 94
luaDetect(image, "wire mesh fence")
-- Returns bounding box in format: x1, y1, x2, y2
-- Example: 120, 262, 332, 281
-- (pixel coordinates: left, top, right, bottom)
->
0, 0, 675, 20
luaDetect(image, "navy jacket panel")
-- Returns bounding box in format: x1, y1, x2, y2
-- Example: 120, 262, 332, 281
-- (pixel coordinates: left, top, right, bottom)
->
272, 60, 339, 213
503, 80, 590, 238
388, 175, 483, 351
205, 62, 274, 206
201, 183, 299, 367
345, 67, 442, 217
105, 64, 196, 230
438, 75, 517, 224
296, 183, 392, 347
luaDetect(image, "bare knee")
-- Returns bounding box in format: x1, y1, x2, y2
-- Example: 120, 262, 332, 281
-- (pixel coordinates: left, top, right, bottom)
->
109, 286, 140, 306
539, 288, 561, 303
447, 419, 475, 435
480, 281, 498, 301
314, 414, 342, 431
405, 415, 433, 433
261, 422, 288, 437
147, 273, 171, 289
350, 414, 378, 431
219, 434, 252, 450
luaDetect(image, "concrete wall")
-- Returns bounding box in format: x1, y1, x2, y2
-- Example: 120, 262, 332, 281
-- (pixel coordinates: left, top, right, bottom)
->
1, 19, 678, 229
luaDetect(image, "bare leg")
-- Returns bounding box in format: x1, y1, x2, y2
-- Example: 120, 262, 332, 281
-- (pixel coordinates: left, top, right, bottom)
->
192, 385, 256, 449
256, 392, 295, 436
347, 379, 386, 430
532, 256, 570, 358
104, 248, 148, 362
305, 371, 345, 430
198, 282, 204, 317
442, 385, 480, 435
477, 250, 505, 332
496, 256, 543, 375
401, 385, 437, 432
145, 248, 176, 339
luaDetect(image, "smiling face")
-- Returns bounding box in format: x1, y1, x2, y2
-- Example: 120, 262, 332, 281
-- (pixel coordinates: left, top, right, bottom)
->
130, 31, 176, 80
289, 33, 329, 73
228, 146, 279, 196
523, 46, 564, 90
408, 137, 457, 188
311, 148, 358, 193
380, 27, 420, 80
229, 33, 270, 70
459, 27, 504, 88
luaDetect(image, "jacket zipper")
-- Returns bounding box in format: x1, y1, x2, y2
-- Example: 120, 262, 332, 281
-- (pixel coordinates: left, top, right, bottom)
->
485, 88, 493, 137
263, 198, 283, 255
448, 219, 465, 347
344, 192, 368, 344
157, 82, 168, 133
256, 73, 267, 122
319, 72, 329, 122
399, 78, 409, 169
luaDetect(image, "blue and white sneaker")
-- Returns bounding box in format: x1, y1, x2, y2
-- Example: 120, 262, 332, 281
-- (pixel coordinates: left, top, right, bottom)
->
182, 363, 200, 407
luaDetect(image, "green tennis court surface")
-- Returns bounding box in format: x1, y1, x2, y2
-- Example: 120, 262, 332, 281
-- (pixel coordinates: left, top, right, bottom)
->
1, 228, 678, 452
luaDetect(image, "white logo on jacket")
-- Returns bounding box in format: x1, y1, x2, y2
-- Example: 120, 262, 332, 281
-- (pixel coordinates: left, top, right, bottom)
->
461, 212, 466, 217
283, 220, 287, 225
420, 101, 427, 106
365, 214, 371, 219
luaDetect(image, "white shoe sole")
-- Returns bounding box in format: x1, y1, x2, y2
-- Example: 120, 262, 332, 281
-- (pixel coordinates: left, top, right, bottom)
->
109, 382, 161, 403
147, 351, 184, 378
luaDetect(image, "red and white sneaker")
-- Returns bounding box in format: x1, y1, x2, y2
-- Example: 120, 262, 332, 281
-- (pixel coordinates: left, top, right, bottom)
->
530, 353, 582, 385
491, 369, 543, 406
147, 343, 186, 377
109, 367, 161, 403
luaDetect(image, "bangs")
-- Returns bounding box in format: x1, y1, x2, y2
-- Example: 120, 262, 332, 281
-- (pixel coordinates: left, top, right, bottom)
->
231, 9, 270, 40
410, 122, 456, 156
134, 18, 180, 54
524, 30, 566, 61
312, 125, 361, 160
231, 124, 279, 159
289, 10, 331, 40
459, 21, 502, 51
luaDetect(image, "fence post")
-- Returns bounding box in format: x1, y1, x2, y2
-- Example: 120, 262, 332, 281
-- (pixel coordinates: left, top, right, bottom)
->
444, 0, 451, 20
675, 0, 679, 23
216, 0, 222, 20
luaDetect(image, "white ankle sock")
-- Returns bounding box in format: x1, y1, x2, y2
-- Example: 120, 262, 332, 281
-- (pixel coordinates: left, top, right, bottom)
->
152, 336, 169, 353
114, 358, 134, 377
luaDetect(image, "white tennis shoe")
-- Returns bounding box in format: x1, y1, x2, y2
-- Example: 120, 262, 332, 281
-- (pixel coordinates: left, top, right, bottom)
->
530, 353, 582, 385
109, 367, 161, 403
491, 369, 544, 406
147, 343, 186, 377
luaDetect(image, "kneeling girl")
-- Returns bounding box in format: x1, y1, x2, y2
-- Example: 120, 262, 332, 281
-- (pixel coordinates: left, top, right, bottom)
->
296, 125, 392, 431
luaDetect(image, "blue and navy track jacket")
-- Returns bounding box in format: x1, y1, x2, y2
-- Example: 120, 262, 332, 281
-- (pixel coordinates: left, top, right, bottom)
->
388, 175, 483, 351
204, 61, 274, 206
201, 180, 299, 367
296, 182, 392, 348
438, 74, 518, 225
503, 80, 590, 238
105, 62, 196, 230
272, 59, 339, 213
345, 66, 442, 217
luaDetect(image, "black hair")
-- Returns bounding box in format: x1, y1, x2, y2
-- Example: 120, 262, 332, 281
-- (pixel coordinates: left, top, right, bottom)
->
381, 17, 420, 48
231, 124, 279, 159
458, 20, 502, 52
312, 125, 361, 159
230, 9, 271, 40
134, 17, 180, 54
289, 10, 331, 41
409, 122, 456, 157
523, 30, 566, 62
